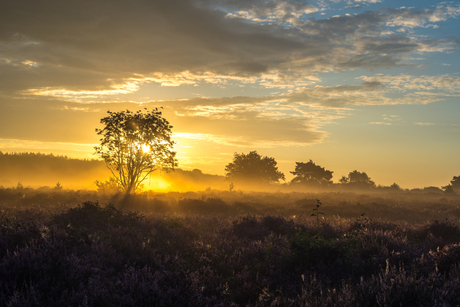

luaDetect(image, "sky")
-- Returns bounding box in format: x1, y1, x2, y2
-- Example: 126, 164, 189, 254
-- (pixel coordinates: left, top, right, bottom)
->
0, 0, 459, 189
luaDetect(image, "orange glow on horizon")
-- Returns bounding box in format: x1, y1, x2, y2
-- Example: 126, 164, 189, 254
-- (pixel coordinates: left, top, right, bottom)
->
147, 178, 171, 191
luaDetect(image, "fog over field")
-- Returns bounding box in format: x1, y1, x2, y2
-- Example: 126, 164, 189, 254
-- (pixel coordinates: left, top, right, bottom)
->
0, 152, 227, 191
1, 152, 458, 195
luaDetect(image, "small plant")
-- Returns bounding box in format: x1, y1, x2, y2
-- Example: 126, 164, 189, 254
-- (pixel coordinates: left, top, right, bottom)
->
54, 182, 63, 191
16, 182, 24, 190
311, 199, 324, 225
229, 182, 234, 192
355, 212, 369, 230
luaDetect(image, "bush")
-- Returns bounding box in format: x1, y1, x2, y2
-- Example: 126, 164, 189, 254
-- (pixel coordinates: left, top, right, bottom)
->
288, 227, 354, 268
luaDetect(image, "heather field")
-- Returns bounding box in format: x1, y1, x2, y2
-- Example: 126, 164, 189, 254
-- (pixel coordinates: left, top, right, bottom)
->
2, 188, 460, 306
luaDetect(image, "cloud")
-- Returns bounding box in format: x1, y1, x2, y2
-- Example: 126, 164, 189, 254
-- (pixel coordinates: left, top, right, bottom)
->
22, 82, 140, 100
358, 74, 460, 92
0, 0, 459, 155
414, 122, 436, 126
220, 0, 319, 24
354, 0, 382, 3
386, 4, 460, 28
171, 109, 327, 146
1, 0, 458, 99
284, 81, 386, 108
369, 122, 391, 125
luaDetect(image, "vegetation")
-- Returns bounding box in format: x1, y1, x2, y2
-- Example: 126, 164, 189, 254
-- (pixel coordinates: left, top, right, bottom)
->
1, 151, 458, 194
94, 108, 177, 194
345, 170, 376, 188
225, 151, 285, 184
1, 188, 460, 306
0, 152, 107, 189
290, 160, 333, 186
443, 175, 460, 193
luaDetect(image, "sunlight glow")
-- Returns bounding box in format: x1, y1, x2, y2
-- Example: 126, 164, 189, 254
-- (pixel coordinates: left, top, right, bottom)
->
147, 178, 171, 191
141, 144, 150, 153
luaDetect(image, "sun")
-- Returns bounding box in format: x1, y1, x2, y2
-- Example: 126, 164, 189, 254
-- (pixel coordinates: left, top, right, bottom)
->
141, 144, 150, 153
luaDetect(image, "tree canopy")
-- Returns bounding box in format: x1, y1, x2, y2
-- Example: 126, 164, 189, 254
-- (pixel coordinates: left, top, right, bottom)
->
225, 151, 285, 184
442, 175, 460, 193
449, 176, 460, 190
94, 108, 177, 194
290, 160, 333, 185
347, 170, 375, 187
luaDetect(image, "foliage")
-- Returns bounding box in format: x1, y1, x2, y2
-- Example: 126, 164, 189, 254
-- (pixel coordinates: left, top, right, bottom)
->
2, 194, 460, 306
224, 151, 285, 184
94, 108, 177, 194
0, 152, 108, 189
443, 184, 455, 194
94, 177, 122, 194
54, 182, 63, 191
339, 175, 349, 184
311, 198, 325, 224
290, 160, 333, 185
288, 227, 353, 267
451, 176, 460, 190
347, 170, 375, 187
443, 175, 460, 193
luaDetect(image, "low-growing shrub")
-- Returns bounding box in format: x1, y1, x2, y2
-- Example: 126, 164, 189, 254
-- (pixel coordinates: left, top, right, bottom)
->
2, 194, 460, 306
288, 227, 354, 268
177, 197, 234, 214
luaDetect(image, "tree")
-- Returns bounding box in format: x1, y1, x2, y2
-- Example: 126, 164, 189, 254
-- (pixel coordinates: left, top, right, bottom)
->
225, 151, 285, 184
54, 182, 63, 191
290, 160, 333, 185
443, 176, 460, 192
94, 108, 177, 194
347, 170, 375, 187
442, 184, 454, 194
339, 176, 349, 184
453, 176, 460, 190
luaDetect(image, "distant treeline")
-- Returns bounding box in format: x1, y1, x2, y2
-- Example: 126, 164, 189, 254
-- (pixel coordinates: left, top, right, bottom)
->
0, 152, 456, 194
0, 152, 227, 191
0, 152, 108, 189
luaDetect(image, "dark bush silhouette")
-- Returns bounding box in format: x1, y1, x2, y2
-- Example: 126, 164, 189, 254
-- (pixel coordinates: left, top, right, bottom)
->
225, 151, 285, 184
346, 170, 376, 188
290, 160, 333, 186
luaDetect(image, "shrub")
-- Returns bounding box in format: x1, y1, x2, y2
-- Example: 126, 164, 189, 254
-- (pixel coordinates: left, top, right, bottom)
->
288, 227, 353, 268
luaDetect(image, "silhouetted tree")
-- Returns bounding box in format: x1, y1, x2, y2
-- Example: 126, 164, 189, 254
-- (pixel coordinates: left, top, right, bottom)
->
348, 170, 375, 187
339, 176, 349, 184
290, 160, 333, 185
225, 151, 285, 184
453, 176, 460, 188
444, 176, 460, 192
442, 184, 454, 194
94, 108, 177, 194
